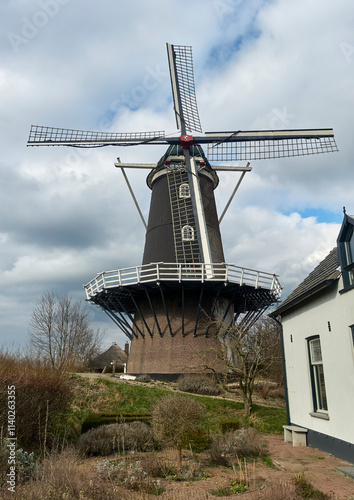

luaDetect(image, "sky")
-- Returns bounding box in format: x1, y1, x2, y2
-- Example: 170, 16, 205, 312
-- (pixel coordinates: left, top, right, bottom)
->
1, 0, 353, 351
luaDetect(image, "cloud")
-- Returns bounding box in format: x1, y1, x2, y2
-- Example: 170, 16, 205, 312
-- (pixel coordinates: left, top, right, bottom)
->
0, 0, 352, 350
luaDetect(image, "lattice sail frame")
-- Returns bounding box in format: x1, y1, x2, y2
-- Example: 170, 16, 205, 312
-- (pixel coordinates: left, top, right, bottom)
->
206, 135, 338, 161
28, 125, 166, 147
167, 43, 202, 134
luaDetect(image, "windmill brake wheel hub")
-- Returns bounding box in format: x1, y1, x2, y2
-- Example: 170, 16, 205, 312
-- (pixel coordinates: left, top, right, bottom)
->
180, 134, 193, 148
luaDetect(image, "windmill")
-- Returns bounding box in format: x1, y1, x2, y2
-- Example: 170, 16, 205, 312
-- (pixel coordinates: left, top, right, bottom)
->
28, 44, 337, 378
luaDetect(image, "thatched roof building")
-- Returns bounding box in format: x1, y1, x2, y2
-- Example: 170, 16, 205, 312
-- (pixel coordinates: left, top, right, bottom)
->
90, 343, 129, 373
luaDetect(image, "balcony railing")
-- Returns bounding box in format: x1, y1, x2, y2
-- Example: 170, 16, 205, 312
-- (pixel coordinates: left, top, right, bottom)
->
84, 262, 282, 301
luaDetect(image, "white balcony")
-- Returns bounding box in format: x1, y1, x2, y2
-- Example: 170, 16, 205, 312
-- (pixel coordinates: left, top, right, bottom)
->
84, 262, 282, 301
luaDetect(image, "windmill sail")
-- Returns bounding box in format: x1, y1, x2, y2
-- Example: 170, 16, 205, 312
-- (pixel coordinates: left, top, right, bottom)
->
167, 43, 202, 134
27, 125, 166, 147
205, 128, 338, 161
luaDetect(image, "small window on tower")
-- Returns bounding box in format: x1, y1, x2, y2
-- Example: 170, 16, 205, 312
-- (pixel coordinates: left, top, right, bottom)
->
182, 225, 194, 241
179, 183, 190, 198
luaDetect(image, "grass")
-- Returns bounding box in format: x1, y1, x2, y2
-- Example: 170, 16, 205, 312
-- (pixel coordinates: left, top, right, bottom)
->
69, 375, 287, 437
186, 394, 286, 434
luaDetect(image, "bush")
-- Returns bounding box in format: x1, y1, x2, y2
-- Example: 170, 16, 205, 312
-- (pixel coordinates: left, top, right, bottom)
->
140, 456, 177, 478
293, 475, 333, 499
255, 381, 285, 400
181, 427, 211, 453
209, 428, 268, 466
77, 421, 154, 455
0, 352, 73, 452
152, 395, 205, 472
177, 374, 221, 395
152, 395, 205, 449
15, 448, 39, 481
220, 420, 241, 433
81, 412, 151, 433
0, 447, 136, 499
135, 374, 152, 383
95, 458, 164, 495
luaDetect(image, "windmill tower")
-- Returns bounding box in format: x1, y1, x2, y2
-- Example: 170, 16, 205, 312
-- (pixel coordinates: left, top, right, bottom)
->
28, 44, 338, 378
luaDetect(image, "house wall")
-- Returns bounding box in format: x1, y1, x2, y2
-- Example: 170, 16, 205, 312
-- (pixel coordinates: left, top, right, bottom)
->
282, 276, 354, 446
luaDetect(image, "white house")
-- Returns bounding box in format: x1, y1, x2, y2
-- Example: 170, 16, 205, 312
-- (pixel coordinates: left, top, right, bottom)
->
270, 212, 354, 463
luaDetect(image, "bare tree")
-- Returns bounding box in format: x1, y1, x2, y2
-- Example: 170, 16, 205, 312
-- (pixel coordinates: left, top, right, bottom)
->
28, 291, 104, 370
203, 316, 281, 416
152, 395, 204, 473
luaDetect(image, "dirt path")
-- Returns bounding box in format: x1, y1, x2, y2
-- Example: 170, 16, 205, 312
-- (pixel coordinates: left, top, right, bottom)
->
125, 436, 354, 499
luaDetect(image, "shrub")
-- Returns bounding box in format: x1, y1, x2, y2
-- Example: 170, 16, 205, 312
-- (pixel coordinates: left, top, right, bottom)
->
152, 395, 205, 472
256, 381, 285, 400
140, 456, 177, 478
81, 412, 151, 433
209, 428, 268, 466
269, 384, 285, 399
0, 447, 133, 500
136, 374, 152, 383
141, 454, 205, 481
31, 448, 91, 497
220, 420, 240, 433
77, 421, 154, 455
15, 448, 39, 481
95, 458, 164, 495
293, 475, 333, 499
0, 353, 73, 452
181, 427, 211, 453
177, 374, 221, 395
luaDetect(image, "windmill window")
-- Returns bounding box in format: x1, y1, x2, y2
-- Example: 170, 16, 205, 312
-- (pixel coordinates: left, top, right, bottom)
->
308, 337, 328, 413
179, 183, 190, 198
182, 225, 194, 241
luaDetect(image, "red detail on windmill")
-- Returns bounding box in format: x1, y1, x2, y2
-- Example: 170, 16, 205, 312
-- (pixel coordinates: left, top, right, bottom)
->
180, 135, 193, 148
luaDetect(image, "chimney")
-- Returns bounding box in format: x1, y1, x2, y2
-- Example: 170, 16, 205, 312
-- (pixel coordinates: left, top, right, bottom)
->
124, 342, 130, 356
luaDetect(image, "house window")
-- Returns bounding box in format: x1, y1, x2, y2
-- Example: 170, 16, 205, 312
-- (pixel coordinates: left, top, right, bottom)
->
179, 183, 190, 198
338, 215, 354, 289
351, 325, 354, 348
182, 225, 194, 241
344, 227, 354, 285
308, 337, 328, 412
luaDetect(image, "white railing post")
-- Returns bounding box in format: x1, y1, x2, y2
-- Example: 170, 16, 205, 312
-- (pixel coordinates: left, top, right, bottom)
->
255, 271, 259, 288
156, 263, 160, 280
